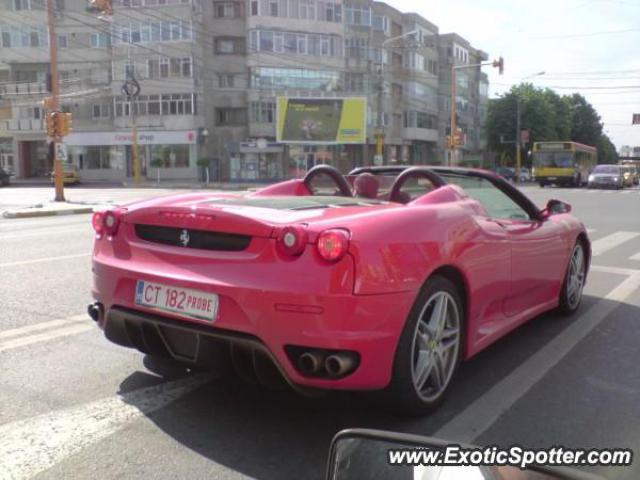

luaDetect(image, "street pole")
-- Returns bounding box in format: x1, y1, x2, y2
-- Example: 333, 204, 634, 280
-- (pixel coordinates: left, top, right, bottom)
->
516, 95, 521, 178
449, 66, 457, 167
514, 71, 544, 182
377, 30, 419, 166
46, 0, 64, 202
449, 58, 503, 168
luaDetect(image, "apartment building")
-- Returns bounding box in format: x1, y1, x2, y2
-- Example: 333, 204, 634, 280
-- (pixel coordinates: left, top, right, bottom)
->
0, 0, 489, 182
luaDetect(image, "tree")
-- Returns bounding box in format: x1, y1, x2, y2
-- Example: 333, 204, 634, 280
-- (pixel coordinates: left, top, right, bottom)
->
485, 84, 613, 166
564, 93, 603, 146
597, 133, 618, 164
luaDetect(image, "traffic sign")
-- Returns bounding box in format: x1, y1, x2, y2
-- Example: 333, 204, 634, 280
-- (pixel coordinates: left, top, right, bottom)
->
55, 143, 67, 162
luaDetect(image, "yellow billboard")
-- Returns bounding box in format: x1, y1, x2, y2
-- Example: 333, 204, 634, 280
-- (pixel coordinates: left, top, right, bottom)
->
276, 97, 367, 144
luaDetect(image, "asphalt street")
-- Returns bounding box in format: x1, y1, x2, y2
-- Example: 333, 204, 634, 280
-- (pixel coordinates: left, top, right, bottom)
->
1, 183, 639, 480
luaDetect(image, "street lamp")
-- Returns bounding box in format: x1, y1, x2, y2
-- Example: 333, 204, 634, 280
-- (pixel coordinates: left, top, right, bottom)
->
449, 57, 504, 166
515, 71, 545, 181
375, 30, 419, 165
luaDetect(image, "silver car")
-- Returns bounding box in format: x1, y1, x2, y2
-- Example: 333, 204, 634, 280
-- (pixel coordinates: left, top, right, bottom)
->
588, 164, 624, 189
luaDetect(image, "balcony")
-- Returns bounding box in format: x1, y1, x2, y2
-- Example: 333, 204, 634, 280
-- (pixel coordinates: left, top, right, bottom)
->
402, 127, 438, 143
4, 119, 44, 132
0, 82, 48, 97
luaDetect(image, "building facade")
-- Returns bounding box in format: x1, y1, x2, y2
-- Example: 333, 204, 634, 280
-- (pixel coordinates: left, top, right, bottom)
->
0, 0, 489, 182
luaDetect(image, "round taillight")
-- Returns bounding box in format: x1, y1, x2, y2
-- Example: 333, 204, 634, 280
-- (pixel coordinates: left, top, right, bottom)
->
103, 210, 121, 236
316, 229, 350, 262
91, 211, 105, 235
277, 225, 307, 257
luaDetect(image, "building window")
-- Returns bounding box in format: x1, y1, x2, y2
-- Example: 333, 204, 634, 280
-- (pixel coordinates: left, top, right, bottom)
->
215, 107, 247, 126
250, 67, 341, 91
112, 21, 192, 45
150, 144, 189, 168
404, 111, 437, 129
251, 30, 341, 57
218, 74, 235, 88
114, 94, 194, 117
214, 1, 242, 17
215, 37, 244, 54
251, 0, 258, 15
90, 33, 109, 48
13, 0, 44, 10
85, 146, 112, 170
372, 15, 389, 34
92, 104, 110, 118
345, 6, 371, 26
57, 35, 67, 48
249, 101, 275, 123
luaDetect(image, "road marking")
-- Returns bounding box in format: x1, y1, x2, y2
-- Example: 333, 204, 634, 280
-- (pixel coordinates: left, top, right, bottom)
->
0, 227, 87, 240
591, 264, 640, 276
0, 253, 90, 268
590, 231, 640, 256
0, 315, 87, 340
0, 375, 212, 480
586, 228, 596, 234
435, 272, 640, 444
0, 324, 93, 353
630, 252, 640, 261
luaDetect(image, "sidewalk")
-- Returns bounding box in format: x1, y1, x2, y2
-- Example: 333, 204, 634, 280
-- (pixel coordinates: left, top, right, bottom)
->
2, 201, 100, 219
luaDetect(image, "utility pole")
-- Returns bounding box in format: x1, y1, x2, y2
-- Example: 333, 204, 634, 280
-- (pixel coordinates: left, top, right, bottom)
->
514, 71, 544, 181
516, 95, 521, 175
449, 67, 457, 166
122, 65, 141, 185
377, 30, 419, 166
46, 0, 64, 202
449, 56, 504, 167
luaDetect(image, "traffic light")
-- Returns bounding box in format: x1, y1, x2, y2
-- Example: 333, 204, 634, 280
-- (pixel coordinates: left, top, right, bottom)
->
45, 111, 61, 138
59, 112, 72, 136
493, 56, 504, 75
89, 0, 112, 15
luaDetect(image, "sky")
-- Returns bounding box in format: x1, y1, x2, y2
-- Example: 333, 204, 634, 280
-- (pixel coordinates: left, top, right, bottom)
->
387, 0, 640, 150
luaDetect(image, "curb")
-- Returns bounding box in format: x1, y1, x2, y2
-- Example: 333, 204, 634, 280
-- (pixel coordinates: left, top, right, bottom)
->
2, 206, 96, 219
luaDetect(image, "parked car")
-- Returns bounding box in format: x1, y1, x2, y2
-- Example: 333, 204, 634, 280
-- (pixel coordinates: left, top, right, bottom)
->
518, 167, 531, 182
50, 163, 80, 185
587, 164, 625, 189
0, 167, 11, 186
495, 166, 516, 181
88, 165, 590, 415
621, 165, 638, 187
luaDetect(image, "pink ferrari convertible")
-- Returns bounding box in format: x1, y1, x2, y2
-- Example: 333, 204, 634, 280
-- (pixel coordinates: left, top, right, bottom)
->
88, 165, 590, 415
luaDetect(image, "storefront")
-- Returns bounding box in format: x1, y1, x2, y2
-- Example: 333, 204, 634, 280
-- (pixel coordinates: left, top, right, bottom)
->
63, 130, 198, 182
226, 140, 285, 182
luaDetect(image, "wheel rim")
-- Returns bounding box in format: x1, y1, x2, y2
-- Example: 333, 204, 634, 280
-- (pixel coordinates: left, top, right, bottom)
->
411, 291, 460, 402
566, 244, 586, 310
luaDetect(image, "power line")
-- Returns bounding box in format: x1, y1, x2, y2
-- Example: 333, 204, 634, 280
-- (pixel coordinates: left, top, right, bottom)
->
531, 27, 640, 39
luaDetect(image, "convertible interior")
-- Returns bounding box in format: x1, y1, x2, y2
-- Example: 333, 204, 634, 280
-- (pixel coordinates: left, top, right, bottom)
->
300, 164, 543, 221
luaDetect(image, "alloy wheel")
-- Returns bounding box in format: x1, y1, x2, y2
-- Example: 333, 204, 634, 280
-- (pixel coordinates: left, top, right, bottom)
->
411, 291, 461, 402
566, 243, 586, 310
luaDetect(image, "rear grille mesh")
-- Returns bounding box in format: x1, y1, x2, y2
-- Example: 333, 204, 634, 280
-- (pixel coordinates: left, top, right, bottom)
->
134, 224, 251, 251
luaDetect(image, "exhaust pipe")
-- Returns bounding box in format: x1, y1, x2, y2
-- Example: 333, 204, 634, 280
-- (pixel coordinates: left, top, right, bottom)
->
297, 351, 324, 375
325, 353, 358, 378
87, 302, 102, 322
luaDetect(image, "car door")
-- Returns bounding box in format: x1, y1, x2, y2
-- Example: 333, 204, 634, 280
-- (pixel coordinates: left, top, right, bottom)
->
459, 177, 567, 319
498, 218, 567, 317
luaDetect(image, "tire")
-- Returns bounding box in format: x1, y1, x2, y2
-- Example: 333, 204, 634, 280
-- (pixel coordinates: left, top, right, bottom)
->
539, 182, 546, 188
384, 275, 464, 416
558, 241, 587, 316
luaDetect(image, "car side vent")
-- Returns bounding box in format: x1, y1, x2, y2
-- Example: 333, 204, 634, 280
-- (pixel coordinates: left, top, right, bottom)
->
134, 224, 251, 251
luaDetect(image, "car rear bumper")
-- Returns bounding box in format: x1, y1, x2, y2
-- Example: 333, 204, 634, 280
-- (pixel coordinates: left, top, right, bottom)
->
91, 257, 416, 390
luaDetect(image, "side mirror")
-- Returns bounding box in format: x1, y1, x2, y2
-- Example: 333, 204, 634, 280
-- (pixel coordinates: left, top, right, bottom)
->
327, 429, 605, 480
540, 199, 571, 220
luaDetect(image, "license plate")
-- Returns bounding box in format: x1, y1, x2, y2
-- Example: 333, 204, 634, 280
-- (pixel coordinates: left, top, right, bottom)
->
135, 280, 218, 322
